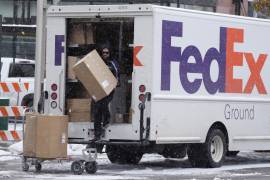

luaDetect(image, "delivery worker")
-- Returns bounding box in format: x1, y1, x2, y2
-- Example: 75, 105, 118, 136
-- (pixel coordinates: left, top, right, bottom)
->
92, 46, 119, 141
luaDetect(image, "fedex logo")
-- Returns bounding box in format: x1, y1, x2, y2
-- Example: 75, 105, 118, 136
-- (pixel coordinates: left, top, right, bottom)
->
161, 20, 268, 94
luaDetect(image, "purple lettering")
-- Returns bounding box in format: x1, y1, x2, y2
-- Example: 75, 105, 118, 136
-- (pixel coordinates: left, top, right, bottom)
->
180, 46, 203, 94
161, 20, 182, 90
55, 35, 64, 66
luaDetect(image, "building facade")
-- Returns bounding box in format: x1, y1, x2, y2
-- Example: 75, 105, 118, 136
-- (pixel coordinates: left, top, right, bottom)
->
0, 0, 258, 60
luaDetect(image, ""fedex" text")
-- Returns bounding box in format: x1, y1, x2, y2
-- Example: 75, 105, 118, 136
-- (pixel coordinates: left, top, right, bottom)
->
161, 20, 268, 94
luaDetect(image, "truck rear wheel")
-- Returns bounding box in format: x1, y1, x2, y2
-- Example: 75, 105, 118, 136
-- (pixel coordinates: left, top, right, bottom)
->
188, 129, 227, 168
106, 145, 143, 165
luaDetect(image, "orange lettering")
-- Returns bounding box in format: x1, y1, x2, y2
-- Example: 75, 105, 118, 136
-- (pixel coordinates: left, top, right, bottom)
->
243, 53, 267, 94
225, 28, 244, 93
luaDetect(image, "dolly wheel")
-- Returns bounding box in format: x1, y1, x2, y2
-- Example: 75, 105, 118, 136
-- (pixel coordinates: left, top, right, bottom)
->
71, 161, 84, 175
35, 162, 42, 172
85, 161, 97, 174
22, 163, 29, 172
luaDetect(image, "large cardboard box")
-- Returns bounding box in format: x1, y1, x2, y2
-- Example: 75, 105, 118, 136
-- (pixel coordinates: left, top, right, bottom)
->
67, 99, 91, 122
23, 113, 38, 157
67, 56, 80, 80
73, 50, 117, 101
23, 113, 68, 159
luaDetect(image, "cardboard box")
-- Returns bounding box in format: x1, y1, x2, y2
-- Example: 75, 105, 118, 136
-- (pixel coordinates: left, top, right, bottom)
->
73, 50, 117, 101
23, 113, 38, 157
68, 24, 85, 45
23, 113, 68, 159
69, 112, 91, 122
67, 56, 80, 80
67, 99, 91, 112
67, 99, 91, 122
85, 24, 94, 44
68, 24, 95, 45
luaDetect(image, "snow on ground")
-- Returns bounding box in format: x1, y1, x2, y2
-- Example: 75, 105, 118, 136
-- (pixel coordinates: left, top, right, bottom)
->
7, 141, 87, 156
0, 149, 11, 156
0, 149, 20, 161
8, 141, 23, 154
3, 141, 270, 179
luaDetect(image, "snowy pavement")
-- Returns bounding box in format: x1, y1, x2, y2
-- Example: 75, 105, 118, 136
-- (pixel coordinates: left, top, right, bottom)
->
1, 142, 270, 179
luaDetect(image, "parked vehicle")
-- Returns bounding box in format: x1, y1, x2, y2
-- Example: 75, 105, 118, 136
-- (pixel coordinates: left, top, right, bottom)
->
41, 4, 270, 168
0, 58, 35, 107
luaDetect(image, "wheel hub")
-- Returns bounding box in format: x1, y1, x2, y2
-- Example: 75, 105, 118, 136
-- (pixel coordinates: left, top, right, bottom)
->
210, 135, 223, 162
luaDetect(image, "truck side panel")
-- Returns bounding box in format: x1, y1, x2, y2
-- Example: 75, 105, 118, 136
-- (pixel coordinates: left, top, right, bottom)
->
151, 7, 270, 150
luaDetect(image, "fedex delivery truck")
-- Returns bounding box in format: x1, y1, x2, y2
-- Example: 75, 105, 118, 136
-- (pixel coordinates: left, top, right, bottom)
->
42, 4, 270, 167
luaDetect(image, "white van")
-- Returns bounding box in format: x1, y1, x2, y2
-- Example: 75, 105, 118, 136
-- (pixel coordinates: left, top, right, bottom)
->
42, 4, 270, 167
0, 58, 35, 107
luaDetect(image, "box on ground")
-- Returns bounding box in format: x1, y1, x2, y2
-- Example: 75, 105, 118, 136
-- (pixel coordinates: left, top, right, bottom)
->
67, 99, 91, 122
72, 50, 117, 101
23, 113, 68, 159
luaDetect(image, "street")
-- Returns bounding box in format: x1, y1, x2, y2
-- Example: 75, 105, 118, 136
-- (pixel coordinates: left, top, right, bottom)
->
2, 151, 270, 179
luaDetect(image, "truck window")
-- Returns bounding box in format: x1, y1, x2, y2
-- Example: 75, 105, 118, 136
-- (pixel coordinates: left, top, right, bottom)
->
8, 63, 35, 77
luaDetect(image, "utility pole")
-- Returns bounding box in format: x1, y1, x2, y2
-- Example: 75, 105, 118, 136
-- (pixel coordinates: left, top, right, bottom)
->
33, 0, 47, 112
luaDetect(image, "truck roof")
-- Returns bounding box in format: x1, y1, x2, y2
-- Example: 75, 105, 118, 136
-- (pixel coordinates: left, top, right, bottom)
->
47, 4, 270, 24
47, 4, 153, 16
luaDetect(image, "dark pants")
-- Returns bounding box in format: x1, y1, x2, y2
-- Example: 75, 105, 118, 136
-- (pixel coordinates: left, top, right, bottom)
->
93, 92, 114, 138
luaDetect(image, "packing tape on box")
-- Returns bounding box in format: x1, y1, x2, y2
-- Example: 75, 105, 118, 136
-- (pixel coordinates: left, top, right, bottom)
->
102, 80, 109, 88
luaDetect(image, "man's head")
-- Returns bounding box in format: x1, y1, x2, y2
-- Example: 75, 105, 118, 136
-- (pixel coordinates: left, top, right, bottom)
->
101, 47, 110, 62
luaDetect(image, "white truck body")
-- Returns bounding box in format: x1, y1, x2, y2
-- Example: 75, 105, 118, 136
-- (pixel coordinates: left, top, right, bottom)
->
43, 4, 270, 167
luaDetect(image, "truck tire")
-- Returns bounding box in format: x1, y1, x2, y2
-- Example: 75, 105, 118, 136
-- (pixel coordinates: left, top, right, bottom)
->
126, 151, 143, 164
106, 145, 143, 165
106, 145, 127, 164
188, 129, 227, 168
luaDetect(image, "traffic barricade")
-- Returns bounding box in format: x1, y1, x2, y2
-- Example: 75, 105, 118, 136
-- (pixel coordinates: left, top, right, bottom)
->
0, 106, 26, 142
0, 82, 30, 142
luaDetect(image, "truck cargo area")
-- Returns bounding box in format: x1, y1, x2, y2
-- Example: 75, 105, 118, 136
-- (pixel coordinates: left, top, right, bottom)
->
65, 17, 134, 140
